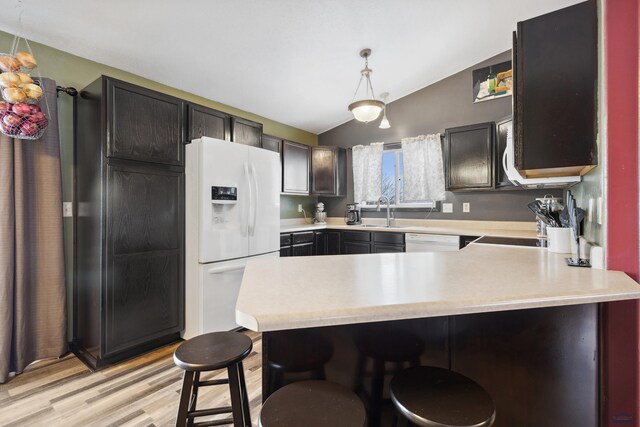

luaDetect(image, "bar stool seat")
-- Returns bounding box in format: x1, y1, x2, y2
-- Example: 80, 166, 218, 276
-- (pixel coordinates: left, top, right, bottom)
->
174, 332, 253, 427
266, 330, 333, 390
259, 380, 367, 427
390, 366, 495, 427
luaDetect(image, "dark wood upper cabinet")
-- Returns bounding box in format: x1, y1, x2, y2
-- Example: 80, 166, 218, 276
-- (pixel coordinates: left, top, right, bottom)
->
187, 103, 230, 142
262, 134, 282, 153
231, 116, 262, 147
310, 146, 346, 197
281, 140, 310, 195
444, 122, 495, 191
106, 78, 185, 166
514, 1, 597, 178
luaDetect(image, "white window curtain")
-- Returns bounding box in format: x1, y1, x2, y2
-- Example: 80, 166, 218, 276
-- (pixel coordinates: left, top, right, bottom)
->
352, 142, 384, 204
401, 134, 446, 201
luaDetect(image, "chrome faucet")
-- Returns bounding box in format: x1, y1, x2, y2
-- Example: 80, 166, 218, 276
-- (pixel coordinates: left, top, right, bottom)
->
376, 196, 391, 227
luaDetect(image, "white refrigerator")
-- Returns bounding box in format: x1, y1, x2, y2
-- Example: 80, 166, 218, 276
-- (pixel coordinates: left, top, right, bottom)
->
184, 137, 280, 339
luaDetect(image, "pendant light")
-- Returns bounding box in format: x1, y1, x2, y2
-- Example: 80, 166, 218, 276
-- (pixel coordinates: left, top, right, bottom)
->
379, 92, 391, 129
348, 48, 385, 123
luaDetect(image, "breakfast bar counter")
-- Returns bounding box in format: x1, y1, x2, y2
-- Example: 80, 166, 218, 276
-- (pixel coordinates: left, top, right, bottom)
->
235, 243, 640, 427
236, 243, 640, 331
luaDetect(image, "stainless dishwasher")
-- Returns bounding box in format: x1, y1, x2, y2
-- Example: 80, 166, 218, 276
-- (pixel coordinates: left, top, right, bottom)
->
405, 233, 461, 252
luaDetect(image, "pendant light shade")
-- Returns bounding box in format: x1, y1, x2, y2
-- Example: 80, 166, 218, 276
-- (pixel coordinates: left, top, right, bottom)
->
349, 99, 385, 123
348, 49, 385, 123
378, 92, 391, 129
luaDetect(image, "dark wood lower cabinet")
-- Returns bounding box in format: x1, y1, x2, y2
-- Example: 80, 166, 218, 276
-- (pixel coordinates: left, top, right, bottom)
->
261, 305, 599, 427
281, 230, 405, 256
341, 241, 371, 254
292, 243, 314, 256
314, 231, 341, 255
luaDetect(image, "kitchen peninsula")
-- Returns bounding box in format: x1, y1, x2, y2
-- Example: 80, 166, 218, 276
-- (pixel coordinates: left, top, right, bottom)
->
236, 242, 640, 427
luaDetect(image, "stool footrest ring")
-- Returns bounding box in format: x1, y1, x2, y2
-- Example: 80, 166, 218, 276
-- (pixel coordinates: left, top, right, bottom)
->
199, 378, 229, 386
188, 406, 233, 418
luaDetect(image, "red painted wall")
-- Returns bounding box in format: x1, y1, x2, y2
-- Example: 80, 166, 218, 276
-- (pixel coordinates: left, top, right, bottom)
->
603, 0, 640, 425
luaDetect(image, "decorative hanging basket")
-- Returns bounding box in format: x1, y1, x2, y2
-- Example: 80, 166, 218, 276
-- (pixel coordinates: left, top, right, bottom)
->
0, 36, 50, 140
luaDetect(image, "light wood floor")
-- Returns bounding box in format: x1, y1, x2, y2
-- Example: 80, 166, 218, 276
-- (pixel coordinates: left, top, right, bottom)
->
0, 331, 263, 427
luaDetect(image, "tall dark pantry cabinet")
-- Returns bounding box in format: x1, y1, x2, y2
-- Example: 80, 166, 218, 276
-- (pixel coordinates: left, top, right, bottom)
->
74, 76, 185, 369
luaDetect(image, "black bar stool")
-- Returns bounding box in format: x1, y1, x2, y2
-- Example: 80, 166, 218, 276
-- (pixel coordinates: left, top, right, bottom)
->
173, 332, 253, 427
389, 366, 496, 427
259, 380, 367, 427
266, 329, 333, 391
354, 327, 424, 427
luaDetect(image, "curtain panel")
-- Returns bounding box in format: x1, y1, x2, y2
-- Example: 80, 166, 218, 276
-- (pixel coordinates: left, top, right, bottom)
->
401, 134, 446, 201
0, 78, 67, 383
352, 142, 384, 204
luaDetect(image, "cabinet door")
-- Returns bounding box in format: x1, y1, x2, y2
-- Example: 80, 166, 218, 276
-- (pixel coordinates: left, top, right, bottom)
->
314, 231, 341, 256
262, 135, 282, 153
495, 117, 514, 188
451, 305, 597, 427
105, 160, 184, 356
106, 78, 185, 166
311, 147, 336, 195
231, 117, 262, 148
341, 241, 371, 254
444, 122, 495, 191
372, 244, 404, 253
282, 140, 310, 194
292, 243, 314, 256
188, 103, 230, 142
514, 1, 597, 177
280, 247, 292, 257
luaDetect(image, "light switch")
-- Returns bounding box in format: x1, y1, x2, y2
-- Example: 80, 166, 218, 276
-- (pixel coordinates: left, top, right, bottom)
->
587, 198, 594, 223
63, 202, 73, 218
463, 202, 470, 213
442, 203, 453, 213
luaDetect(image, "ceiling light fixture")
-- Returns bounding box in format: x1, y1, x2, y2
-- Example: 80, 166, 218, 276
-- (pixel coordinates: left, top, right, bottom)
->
379, 92, 391, 129
348, 48, 385, 123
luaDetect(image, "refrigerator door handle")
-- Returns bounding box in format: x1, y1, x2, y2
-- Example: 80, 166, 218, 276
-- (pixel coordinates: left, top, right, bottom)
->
207, 264, 245, 274
250, 163, 259, 236
243, 162, 252, 237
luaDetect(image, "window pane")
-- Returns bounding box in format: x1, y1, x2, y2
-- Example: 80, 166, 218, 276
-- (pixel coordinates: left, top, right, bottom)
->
381, 151, 396, 203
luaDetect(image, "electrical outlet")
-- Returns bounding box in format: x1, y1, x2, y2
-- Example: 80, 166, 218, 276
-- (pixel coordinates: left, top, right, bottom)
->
297, 204, 303, 213
442, 203, 453, 213
63, 202, 73, 218
463, 202, 470, 213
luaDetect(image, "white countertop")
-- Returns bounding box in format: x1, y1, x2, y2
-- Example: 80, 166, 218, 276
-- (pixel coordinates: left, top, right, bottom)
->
280, 218, 539, 239
236, 243, 640, 332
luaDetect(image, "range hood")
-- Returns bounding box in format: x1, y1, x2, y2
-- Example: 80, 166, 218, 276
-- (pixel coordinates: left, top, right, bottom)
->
503, 124, 581, 189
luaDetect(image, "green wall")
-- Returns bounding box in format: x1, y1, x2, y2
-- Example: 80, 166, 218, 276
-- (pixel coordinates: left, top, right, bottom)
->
0, 31, 317, 336
280, 195, 319, 219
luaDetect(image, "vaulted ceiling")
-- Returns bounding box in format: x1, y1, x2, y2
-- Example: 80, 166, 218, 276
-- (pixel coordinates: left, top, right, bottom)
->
0, 0, 582, 133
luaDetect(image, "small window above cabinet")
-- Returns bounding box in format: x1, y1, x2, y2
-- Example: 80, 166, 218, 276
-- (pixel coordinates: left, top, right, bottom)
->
187, 103, 230, 142
281, 140, 310, 195
310, 146, 346, 197
444, 122, 495, 191
231, 117, 262, 148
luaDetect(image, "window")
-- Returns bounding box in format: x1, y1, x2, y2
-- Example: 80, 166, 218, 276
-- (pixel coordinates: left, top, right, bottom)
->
361, 148, 437, 209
